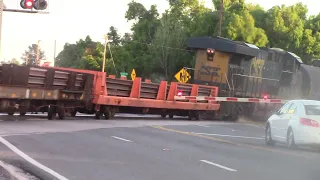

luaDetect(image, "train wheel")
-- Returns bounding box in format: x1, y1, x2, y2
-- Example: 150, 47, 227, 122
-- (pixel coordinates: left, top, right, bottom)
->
104, 111, 111, 120
7, 106, 15, 116
71, 111, 77, 117
110, 108, 116, 118
71, 110, 77, 117
103, 107, 113, 120
95, 111, 103, 119
188, 111, 200, 121
195, 112, 201, 121
19, 106, 28, 117
169, 114, 174, 119
161, 113, 166, 118
57, 107, 66, 120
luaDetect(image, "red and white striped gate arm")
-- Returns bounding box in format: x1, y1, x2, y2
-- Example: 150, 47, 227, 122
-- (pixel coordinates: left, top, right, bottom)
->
174, 96, 289, 104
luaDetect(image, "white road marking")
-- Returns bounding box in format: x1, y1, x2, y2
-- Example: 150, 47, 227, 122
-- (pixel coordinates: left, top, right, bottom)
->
200, 160, 237, 172
244, 124, 263, 128
0, 137, 68, 180
196, 125, 210, 128
111, 136, 133, 142
192, 132, 264, 140
274, 135, 286, 139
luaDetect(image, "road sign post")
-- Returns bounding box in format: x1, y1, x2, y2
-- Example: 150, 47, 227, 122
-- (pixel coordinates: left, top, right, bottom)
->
0, 0, 3, 60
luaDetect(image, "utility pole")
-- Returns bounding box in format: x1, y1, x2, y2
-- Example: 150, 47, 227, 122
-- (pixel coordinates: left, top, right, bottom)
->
0, 0, 3, 61
218, 0, 223, 37
36, 40, 40, 65
53, 40, 56, 59
26, 53, 29, 65
102, 34, 108, 72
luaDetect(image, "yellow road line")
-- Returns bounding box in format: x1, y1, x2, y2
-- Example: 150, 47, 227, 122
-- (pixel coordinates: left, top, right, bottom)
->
151, 125, 312, 159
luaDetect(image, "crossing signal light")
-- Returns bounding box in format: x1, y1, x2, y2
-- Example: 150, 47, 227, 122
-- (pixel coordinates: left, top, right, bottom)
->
263, 94, 269, 100
33, 0, 48, 10
20, 0, 34, 9
20, 0, 48, 10
207, 48, 215, 61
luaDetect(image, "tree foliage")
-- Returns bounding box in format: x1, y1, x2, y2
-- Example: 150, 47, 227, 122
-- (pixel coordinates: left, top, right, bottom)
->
1, 58, 20, 65
108, 26, 121, 46
21, 44, 46, 66
55, 0, 320, 81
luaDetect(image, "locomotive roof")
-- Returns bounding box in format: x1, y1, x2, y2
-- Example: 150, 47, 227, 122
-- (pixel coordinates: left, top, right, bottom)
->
187, 36, 304, 64
261, 48, 304, 64
186, 36, 259, 57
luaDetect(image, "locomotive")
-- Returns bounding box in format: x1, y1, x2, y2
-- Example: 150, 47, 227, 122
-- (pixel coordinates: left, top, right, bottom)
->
185, 36, 320, 120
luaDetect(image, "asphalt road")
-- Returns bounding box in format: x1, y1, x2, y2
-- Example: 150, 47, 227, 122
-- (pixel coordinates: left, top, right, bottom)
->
0, 117, 319, 180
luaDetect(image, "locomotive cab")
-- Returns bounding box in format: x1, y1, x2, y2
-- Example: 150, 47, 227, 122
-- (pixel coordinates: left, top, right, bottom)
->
186, 37, 259, 94
186, 36, 279, 99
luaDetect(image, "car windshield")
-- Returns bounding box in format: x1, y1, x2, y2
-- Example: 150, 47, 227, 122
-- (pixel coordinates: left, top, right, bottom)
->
304, 105, 320, 115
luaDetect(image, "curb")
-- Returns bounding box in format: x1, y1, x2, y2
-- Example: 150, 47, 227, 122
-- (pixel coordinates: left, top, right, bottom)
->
2, 158, 59, 180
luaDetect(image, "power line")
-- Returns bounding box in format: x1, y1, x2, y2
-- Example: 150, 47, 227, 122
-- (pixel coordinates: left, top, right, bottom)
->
124, 39, 195, 53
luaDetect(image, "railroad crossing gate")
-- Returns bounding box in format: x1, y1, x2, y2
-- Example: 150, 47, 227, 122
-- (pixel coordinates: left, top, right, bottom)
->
175, 68, 191, 83
131, 69, 136, 80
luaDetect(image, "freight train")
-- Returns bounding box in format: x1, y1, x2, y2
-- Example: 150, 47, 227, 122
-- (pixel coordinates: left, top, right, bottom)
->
0, 36, 317, 121
185, 36, 320, 120
0, 64, 220, 120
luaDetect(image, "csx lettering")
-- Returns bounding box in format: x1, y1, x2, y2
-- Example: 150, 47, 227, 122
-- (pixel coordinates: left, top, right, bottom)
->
199, 65, 220, 77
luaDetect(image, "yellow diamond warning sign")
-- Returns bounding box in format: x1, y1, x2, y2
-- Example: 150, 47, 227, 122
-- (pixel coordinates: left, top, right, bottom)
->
174, 68, 191, 83
131, 69, 136, 80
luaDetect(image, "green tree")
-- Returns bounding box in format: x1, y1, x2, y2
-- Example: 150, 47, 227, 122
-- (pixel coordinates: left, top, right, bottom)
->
1, 58, 20, 65
248, 4, 266, 28
123, 2, 161, 78
300, 13, 320, 62
54, 1, 320, 78
121, 33, 132, 44
10, 58, 20, 65
151, 11, 191, 80
107, 26, 121, 46
21, 44, 46, 66
219, 0, 269, 46
81, 42, 104, 71
264, 4, 307, 50
55, 35, 94, 68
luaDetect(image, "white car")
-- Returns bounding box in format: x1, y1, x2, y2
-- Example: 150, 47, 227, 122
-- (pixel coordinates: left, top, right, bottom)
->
265, 100, 320, 148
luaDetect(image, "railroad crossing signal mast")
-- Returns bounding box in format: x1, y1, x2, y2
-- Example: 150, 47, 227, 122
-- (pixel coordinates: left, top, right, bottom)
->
0, 0, 49, 61
3, 0, 49, 13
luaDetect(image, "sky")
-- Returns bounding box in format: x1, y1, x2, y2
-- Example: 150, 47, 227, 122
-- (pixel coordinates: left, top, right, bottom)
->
1, 0, 318, 64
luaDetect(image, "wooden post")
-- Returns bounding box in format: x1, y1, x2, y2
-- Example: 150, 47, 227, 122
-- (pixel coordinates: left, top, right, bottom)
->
102, 34, 108, 72
36, 40, 40, 65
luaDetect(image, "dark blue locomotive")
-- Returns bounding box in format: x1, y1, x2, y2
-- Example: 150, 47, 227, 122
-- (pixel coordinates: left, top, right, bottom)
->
186, 36, 320, 120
